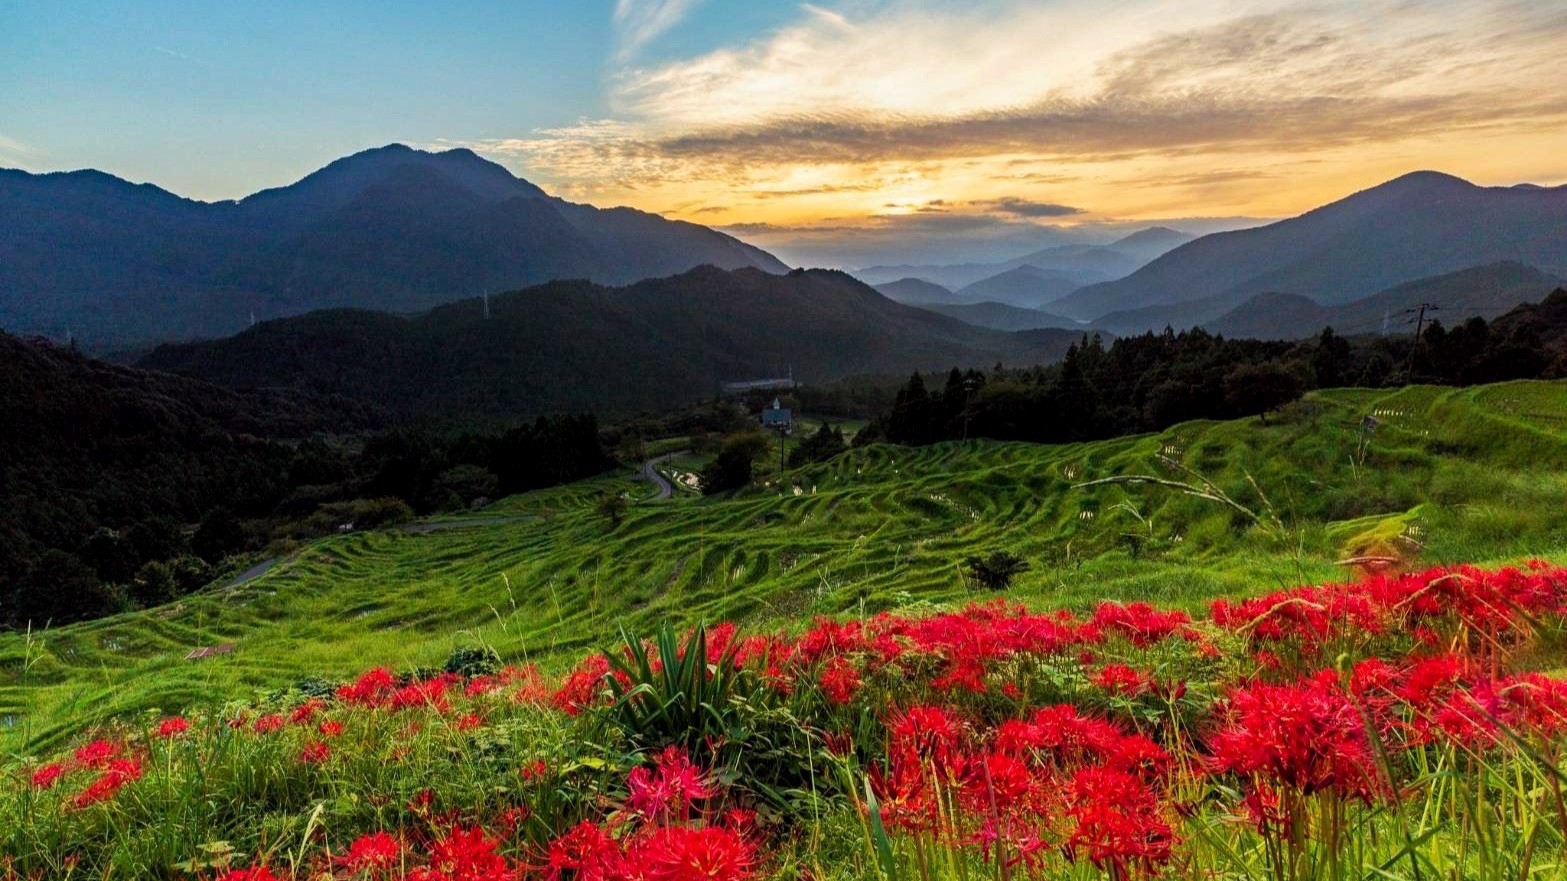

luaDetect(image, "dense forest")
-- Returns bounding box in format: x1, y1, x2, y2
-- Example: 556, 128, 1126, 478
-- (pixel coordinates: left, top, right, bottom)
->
0, 333, 614, 629
863, 289, 1567, 445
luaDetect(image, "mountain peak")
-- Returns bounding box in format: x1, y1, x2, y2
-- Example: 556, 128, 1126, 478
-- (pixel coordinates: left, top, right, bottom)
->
240, 143, 547, 215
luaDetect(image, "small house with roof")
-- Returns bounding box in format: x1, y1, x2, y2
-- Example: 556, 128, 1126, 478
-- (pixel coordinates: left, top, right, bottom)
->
760, 397, 794, 434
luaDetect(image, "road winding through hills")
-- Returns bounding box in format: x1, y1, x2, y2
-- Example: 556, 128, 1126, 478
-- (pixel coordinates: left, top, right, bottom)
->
639, 453, 681, 499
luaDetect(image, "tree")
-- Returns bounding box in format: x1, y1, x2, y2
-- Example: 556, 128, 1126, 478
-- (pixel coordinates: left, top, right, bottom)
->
963, 551, 1030, 591
597, 491, 629, 529
1223, 361, 1304, 424
700, 432, 769, 495
192, 508, 247, 564
1310, 327, 1352, 388
788, 421, 847, 468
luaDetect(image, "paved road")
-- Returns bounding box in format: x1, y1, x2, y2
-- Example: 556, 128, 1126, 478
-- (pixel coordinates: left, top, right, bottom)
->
639, 453, 682, 500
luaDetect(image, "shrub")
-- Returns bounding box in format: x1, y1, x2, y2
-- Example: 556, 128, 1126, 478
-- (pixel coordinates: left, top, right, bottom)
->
963, 550, 1030, 591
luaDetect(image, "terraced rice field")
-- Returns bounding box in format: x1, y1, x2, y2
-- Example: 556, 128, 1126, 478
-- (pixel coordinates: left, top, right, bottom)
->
4, 380, 1567, 753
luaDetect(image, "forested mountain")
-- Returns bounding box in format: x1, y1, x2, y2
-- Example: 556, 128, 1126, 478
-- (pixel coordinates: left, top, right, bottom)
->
0, 330, 615, 627
873, 277, 954, 303
918, 301, 1080, 332
0, 145, 788, 345
140, 267, 1082, 420
949, 265, 1084, 308
1205, 262, 1564, 340
1051, 172, 1567, 326
0, 332, 378, 623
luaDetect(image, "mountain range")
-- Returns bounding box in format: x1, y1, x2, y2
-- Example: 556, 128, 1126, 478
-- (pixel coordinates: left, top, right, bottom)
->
0, 144, 788, 344
854, 226, 1194, 293
139, 266, 1082, 420
1203, 262, 1564, 340
915, 301, 1080, 332
1052, 172, 1567, 327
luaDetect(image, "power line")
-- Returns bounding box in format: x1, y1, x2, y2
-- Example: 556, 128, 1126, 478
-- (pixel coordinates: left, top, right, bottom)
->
1403, 302, 1439, 381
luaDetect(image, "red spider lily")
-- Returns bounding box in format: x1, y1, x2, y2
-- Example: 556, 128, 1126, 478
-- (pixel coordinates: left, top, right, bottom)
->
299, 741, 331, 765
1500, 672, 1567, 736
253, 714, 285, 735
319, 719, 345, 738
1064, 765, 1174, 880
339, 668, 398, 707
506, 667, 554, 706
552, 654, 614, 716
1090, 602, 1193, 647
868, 758, 940, 834
428, 825, 511, 880
890, 705, 964, 766
155, 716, 190, 738
407, 788, 437, 817
1093, 664, 1151, 696
215, 867, 281, 881
995, 705, 1168, 776
71, 757, 142, 808
817, 656, 862, 705
632, 825, 756, 881
519, 759, 548, 782
1208, 672, 1379, 801
958, 750, 1042, 813
30, 763, 65, 790
627, 747, 715, 823
73, 739, 117, 768
290, 699, 326, 724
338, 830, 400, 873
546, 820, 627, 880
392, 678, 452, 713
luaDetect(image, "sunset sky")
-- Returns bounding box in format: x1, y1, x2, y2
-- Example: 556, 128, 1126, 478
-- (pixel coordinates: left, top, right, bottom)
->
4, 0, 1565, 265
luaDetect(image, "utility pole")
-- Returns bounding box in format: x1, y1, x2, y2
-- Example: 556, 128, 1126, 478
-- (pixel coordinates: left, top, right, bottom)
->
1404, 302, 1439, 382
961, 376, 978, 441
482, 289, 490, 320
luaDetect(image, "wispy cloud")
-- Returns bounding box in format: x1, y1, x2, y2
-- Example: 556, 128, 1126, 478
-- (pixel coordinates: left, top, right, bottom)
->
612, 0, 707, 62
451, 0, 1567, 264
0, 133, 38, 170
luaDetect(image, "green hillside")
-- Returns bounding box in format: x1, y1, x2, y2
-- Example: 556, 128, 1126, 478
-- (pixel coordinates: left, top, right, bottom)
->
5, 380, 1567, 753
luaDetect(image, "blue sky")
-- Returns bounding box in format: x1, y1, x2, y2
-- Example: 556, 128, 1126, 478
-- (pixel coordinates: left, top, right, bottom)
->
4, 1, 1565, 266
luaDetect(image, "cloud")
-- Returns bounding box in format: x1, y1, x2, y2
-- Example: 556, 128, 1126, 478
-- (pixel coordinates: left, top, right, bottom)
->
491, 0, 1567, 183
448, 0, 1567, 264
0, 133, 37, 170
973, 197, 1082, 218
612, 0, 707, 61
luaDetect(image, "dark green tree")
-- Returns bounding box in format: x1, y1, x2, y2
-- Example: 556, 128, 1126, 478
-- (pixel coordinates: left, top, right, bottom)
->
963, 551, 1030, 591
1223, 361, 1305, 424
700, 432, 769, 495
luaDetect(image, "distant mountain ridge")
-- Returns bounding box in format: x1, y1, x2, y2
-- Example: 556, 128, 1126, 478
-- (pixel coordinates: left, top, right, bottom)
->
140, 266, 1082, 420
873, 277, 953, 303
1203, 262, 1565, 340
1052, 172, 1567, 326
852, 226, 1194, 292
915, 301, 1082, 332
0, 145, 789, 344
950, 265, 1084, 308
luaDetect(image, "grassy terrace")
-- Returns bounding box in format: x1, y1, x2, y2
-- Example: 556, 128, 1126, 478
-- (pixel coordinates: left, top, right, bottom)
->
4, 380, 1567, 754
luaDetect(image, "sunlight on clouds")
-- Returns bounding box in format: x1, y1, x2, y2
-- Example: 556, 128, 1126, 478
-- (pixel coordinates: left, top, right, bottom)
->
454, 0, 1567, 260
